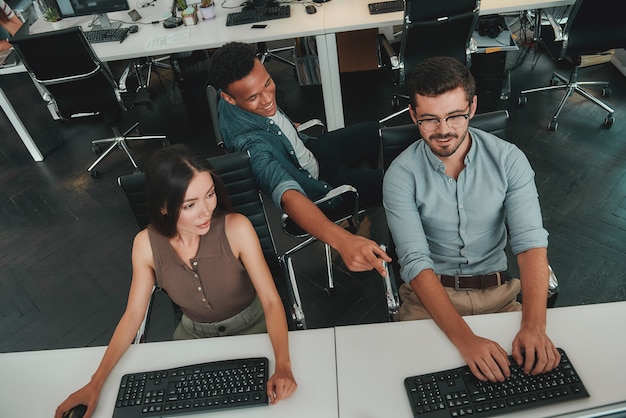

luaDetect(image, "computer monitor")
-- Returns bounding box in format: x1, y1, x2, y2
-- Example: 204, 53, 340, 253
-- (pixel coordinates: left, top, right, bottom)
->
55, 0, 130, 30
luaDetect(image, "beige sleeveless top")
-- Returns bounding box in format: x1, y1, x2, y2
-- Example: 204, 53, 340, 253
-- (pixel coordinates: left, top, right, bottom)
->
148, 212, 256, 323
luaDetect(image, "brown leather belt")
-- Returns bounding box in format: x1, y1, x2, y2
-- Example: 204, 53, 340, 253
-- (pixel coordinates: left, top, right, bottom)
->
439, 272, 506, 290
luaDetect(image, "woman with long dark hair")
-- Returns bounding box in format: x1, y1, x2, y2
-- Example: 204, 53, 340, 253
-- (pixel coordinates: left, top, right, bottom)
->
55, 145, 297, 418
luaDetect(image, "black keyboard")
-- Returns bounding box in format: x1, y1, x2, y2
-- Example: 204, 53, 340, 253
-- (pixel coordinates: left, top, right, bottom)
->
404, 348, 589, 417
112, 357, 268, 418
368, 0, 403, 15
226, 5, 290, 26
84, 28, 129, 43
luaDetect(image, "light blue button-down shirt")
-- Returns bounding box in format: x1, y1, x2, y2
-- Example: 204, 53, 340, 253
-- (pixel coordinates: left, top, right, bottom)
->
383, 127, 548, 284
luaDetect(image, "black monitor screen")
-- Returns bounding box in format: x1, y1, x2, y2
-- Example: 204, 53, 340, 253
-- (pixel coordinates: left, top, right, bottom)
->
55, 0, 130, 28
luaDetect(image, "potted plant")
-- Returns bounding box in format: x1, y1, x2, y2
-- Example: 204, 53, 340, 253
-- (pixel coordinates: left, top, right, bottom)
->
39, 0, 61, 22
43, 7, 60, 21
198, 0, 215, 20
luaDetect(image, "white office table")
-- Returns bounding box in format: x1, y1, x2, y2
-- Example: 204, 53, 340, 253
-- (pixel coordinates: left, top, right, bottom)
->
334, 301, 626, 418
319, 0, 577, 130
2, 0, 577, 160
0, 327, 338, 418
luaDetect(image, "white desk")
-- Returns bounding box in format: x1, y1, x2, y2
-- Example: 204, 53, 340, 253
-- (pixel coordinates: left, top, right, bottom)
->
1, 0, 577, 160
0, 328, 338, 418
334, 301, 626, 418
319, 0, 577, 130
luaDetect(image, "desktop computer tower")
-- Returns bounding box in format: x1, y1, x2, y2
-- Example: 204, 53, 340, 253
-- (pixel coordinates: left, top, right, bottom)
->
470, 51, 506, 112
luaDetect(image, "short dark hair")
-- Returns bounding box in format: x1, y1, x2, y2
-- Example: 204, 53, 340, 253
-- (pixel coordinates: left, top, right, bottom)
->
208, 42, 258, 92
406, 56, 476, 109
145, 144, 232, 237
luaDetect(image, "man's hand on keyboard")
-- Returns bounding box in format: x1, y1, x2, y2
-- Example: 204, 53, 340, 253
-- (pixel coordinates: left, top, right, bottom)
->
458, 335, 512, 383
512, 325, 561, 375
267, 366, 297, 404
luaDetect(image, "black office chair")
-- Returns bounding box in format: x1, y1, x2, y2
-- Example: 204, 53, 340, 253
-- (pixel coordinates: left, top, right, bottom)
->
376, 0, 479, 124
205, 84, 397, 325
119, 151, 308, 342
380, 110, 559, 307
11, 27, 167, 178
517, 0, 625, 131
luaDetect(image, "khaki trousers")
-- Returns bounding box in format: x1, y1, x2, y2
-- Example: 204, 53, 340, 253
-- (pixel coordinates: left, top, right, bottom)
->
173, 296, 267, 339
396, 278, 522, 321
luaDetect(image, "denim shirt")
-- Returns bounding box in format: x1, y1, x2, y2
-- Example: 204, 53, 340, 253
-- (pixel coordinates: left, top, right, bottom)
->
218, 97, 332, 209
383, 127, 549, 284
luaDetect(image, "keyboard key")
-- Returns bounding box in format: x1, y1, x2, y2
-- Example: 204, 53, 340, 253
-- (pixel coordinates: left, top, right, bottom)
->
404, 348, 589, 418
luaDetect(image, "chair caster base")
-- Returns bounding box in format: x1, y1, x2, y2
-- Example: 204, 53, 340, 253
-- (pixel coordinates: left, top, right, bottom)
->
548, 120, 558, 131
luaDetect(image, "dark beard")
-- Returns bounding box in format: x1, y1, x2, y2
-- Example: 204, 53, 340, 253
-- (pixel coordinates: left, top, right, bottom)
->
428, 130, 468, 158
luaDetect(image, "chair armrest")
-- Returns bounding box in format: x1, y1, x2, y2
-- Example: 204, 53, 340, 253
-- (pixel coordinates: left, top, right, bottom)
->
376, 33, 399, 69
281, 184, 359, 238
297, 118, 325, 134
543, 9, 565, 41
117, 60, 135, 93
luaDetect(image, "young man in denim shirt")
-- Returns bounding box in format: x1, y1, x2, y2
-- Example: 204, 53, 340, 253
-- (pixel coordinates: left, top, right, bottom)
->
209, 42, 390, 276
383, 57, 560, 382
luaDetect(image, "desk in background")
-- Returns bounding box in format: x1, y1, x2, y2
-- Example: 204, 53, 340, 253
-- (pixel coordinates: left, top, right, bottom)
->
320, 0, 577, 130
0, 328, 338, 418
2, 0, 578, 161
335, 301, 626, 418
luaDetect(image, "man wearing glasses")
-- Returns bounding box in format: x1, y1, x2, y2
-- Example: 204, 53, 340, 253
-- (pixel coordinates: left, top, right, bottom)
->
383, 56, 560, 382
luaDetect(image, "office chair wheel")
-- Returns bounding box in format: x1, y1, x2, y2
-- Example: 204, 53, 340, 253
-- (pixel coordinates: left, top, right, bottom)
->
92, 143, 102, 154
548, 120, 558, 131
517, 96, 527, 106
90, 169, 100, 179
391, 96, 400, 107
602, 87, 612, 97
549, 76, 560, 86
162, 139, 170, 147
603, 115, 615, 128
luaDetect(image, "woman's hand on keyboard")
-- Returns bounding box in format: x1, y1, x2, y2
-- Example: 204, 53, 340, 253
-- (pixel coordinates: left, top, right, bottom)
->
267, 365, 297, 404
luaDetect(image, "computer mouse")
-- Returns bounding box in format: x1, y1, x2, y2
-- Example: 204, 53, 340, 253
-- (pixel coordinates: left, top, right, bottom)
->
63, 404, 87, 418
305, 4, 317, 14
129, 24, 139, 33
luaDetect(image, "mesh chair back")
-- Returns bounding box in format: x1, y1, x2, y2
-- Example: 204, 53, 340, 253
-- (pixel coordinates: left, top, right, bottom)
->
206, 85, 226, 150
381, 110, 509, 170
399, 0, 479, 85
405, 0, 477, 22
118, 173, 150, 230
118, 151, 279, 268
543, 0, 626, 59
10, 27, 121, 118
207, 152, 280, 268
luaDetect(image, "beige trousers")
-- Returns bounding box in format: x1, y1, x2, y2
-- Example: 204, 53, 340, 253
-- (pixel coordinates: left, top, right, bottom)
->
396, 278, 522, 321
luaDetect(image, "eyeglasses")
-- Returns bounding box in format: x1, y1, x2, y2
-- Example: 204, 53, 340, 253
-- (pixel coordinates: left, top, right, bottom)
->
416, 108, 470, 132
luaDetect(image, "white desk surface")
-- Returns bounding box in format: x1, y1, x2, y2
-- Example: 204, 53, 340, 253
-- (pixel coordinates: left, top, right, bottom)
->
319, 0, 576, 130
2, 0, 578, 160
335, 301, 626, 418
0, 327, 338, 418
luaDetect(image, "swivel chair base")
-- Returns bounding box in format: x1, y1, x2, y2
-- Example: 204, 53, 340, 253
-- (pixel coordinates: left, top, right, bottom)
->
517, 64, 615, 131
257, 42, 295, 67
88, 122, 168, 178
